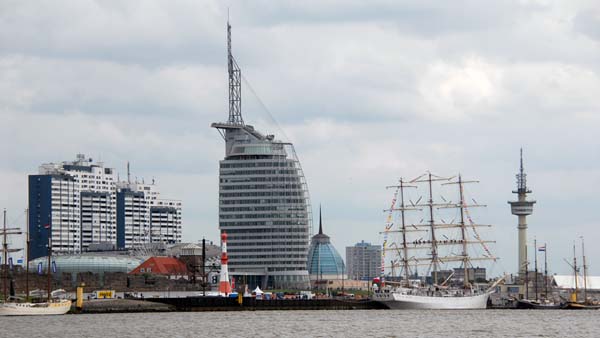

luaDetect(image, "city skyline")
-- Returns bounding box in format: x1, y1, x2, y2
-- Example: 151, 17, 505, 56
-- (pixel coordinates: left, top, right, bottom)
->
2, 1, 600, 275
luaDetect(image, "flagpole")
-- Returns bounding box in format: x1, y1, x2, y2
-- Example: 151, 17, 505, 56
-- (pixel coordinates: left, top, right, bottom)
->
25, 208, 29, 300
47, 225, 52, 302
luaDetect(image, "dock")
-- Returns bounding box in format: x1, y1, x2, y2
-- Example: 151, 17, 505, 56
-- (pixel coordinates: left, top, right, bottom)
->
75, 297, 387, 313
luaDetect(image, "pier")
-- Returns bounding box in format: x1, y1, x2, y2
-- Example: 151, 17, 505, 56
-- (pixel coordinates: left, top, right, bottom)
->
75, 297, 387, 313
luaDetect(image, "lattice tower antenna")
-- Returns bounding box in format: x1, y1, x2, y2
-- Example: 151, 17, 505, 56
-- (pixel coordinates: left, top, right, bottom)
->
227, 21, 243, 125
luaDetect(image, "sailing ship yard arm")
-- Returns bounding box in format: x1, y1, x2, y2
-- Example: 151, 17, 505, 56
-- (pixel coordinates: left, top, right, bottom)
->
412, 223, 492, 229
385, 240, 495, 249
400, 255, 497, 265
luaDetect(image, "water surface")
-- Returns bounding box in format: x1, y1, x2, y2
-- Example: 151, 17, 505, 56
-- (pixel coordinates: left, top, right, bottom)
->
1, 310, 596, 337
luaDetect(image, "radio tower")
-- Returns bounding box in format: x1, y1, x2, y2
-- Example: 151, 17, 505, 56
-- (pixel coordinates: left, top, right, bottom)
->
508, 149, 536, 279
219, 232, 232, 295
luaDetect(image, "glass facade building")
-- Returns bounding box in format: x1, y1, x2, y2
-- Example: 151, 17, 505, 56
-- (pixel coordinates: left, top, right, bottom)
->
212, 22, 312, 289
213, 126, 312, 289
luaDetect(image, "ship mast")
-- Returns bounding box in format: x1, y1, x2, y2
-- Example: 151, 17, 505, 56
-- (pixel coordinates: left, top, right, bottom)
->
543, 243, 548, 298
2, 209, 6, 302
411, 172, 452, 284
581, 237, 587, 304
572, 243, 578, 303
441, 175, 483, 288
534, 238, 538, 301
2, 210, 22, 302
384, 178, 418, 287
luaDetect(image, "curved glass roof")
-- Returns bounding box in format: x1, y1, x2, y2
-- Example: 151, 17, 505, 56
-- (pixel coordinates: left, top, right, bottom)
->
29, 254, 143, 275
307, 207, 345, 276
307, 241, 345, 276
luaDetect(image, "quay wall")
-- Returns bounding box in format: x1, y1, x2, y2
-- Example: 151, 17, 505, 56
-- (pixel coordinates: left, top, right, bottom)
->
149, 297, 388, 311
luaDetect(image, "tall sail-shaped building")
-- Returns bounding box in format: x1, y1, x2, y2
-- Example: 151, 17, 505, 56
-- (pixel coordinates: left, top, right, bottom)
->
211, 22, 312, 289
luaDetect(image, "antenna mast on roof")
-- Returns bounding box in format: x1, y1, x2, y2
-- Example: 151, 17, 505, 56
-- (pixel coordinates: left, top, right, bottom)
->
227, 19, 243, 125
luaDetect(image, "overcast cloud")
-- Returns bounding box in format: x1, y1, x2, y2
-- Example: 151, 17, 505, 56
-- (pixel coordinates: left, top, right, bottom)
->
2, 0, 600, 275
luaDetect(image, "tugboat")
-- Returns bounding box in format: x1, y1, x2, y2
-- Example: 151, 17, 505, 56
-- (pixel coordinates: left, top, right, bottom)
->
373, 173, 502, 309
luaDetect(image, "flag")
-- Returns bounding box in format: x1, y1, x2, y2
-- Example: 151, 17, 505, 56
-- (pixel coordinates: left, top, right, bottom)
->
37, 262, 43, 275
538, 245, 546, 252
51, 261, 57, 273
8, 257, 13, 270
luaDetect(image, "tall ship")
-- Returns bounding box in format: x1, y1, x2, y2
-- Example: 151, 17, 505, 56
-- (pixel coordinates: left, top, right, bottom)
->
373, 173, 501, 309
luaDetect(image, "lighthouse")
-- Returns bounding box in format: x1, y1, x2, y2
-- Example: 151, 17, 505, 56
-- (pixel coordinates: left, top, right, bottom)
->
219, 232, 232, 295
508, 149, 536, 279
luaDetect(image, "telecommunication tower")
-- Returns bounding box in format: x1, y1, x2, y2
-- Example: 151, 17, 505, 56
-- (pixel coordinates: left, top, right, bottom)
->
508, 149, 536, 278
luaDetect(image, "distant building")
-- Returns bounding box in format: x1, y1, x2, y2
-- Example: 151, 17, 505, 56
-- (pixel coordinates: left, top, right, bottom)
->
453, 267, 487, 283
307, 208, 345, 287
435, 267, 487, 284
29, 154, 182, 259
346, 241, 381, 280
29, 154, 117, 259
150, 199, 182, 244
116, 182, 182, 249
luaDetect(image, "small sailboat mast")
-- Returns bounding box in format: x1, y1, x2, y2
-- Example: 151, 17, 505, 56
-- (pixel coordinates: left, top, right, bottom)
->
534, 238, 539, 302
543, 243, 548, 298
572, 243, 578, 303
1, 210, 22, 302
2, 209, 6, 302
25, 208, 30, 300
581, 237, 588, 304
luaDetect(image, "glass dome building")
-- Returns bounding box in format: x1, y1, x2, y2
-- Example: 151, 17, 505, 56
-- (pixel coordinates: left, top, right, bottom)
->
29, 254, 143, 279
307, 207, 345, 283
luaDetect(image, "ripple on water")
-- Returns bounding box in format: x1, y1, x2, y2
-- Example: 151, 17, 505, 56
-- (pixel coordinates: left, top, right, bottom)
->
0, 309, 597, 338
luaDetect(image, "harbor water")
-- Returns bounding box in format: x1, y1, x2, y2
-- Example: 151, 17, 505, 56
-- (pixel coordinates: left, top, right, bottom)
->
1, 309, 596, 337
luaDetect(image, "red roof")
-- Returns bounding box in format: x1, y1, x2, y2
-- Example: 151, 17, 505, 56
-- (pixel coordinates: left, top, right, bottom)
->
130, 257, 188, 276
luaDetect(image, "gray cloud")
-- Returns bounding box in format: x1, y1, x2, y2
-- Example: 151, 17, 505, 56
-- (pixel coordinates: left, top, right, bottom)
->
1, 0, 600, 275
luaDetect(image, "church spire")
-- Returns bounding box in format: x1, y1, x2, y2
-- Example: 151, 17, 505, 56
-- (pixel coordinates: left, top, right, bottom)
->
318, 204, 323, 235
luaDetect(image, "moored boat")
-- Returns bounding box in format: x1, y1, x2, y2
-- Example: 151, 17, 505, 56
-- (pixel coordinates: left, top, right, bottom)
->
0, 299, 72, 316
373, 173, 500, 310
516, 299, 561, 310
0, 211, 71, 316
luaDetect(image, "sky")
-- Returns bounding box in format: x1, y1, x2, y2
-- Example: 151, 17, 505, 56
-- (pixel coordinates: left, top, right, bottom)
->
2, 0, 600, 276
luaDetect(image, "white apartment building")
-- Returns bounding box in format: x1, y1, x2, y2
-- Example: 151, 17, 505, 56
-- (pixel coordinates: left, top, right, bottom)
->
29, 154, 182, 259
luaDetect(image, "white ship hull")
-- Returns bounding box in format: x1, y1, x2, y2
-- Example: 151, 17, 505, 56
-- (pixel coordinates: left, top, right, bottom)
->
0, 300, 72, 316
375, 291, 491, 310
